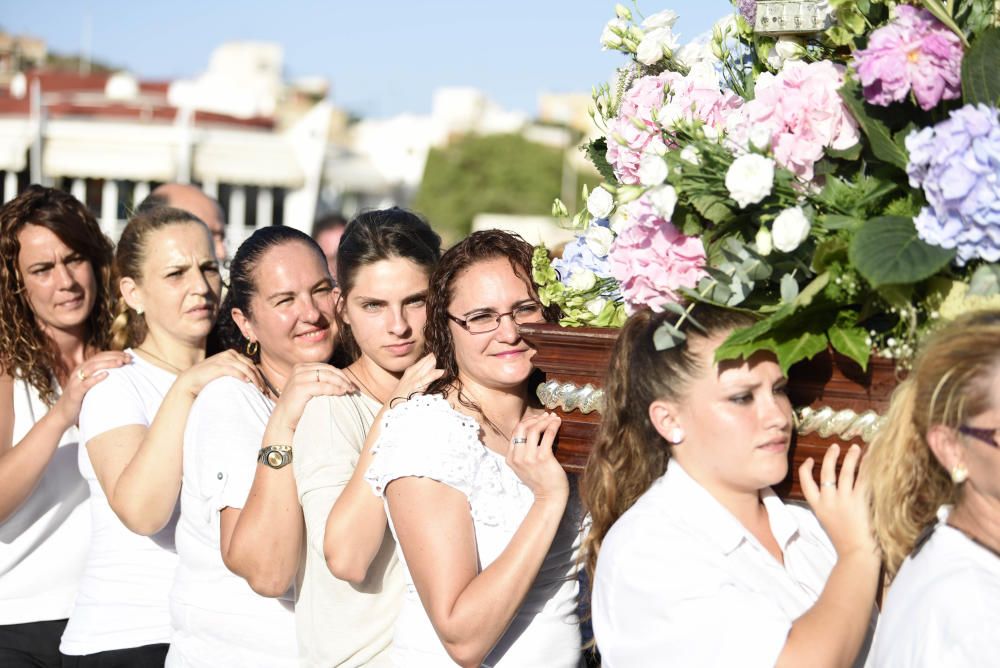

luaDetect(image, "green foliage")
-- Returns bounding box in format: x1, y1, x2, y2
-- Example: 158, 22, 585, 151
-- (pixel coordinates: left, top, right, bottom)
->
849, 216, 957, 287
962, 27, 1000, 106
413, 134, 569, 242
584, 138, 618, 184
839, 81, 909, 171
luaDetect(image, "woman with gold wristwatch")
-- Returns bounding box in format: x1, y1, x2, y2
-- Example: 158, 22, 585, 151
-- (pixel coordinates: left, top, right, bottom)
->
166, 225, 358, 667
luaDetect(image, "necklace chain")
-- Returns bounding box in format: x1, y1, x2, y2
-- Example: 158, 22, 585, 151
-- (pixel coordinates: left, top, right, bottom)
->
259, 367, 281, 399
345, 366, 388, 405
134, 346, 184, 374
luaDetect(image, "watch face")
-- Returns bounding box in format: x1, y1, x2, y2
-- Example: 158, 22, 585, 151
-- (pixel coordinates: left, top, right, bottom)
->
267, 450, 284, 467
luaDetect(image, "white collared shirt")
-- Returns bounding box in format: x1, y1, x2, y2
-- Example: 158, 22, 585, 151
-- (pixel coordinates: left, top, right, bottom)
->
592, 461, 873, 667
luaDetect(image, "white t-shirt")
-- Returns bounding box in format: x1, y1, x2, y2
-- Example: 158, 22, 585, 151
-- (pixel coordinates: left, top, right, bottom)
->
60, 351, 179, 655
293, 392, 403, 668
592, 460, 875, 668
0, 376, 89, 625
167, 376, 297, 668
365, 394, 584, 668
873, 507, 1000, 666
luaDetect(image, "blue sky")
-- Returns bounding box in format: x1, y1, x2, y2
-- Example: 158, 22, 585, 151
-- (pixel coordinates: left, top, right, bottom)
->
2, 0, 732, 118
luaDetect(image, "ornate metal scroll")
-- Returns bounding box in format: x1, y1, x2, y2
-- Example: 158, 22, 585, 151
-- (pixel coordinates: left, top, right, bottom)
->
754, 0, 832, 35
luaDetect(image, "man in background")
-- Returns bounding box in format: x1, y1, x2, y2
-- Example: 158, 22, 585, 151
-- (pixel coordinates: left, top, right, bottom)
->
138, 184, 228, 266
311, 213, 347, 283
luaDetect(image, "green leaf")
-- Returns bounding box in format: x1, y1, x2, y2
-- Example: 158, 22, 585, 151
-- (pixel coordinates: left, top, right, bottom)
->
829, 325, 871, 371
584, 138, 618, 184
690, 194, 735, 225
795, 272, 831, 308
826, 143, 862, 161
812, 238, 850, 272
849, 216, 956, 287
962, 27, 1000, 106
839, 81, 909, 170
773, 329, 830, 375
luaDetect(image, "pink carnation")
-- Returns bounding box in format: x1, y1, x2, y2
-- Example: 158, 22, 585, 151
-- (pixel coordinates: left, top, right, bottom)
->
607, 68, 743, 184
608, 198, 707, 312
854, 5, 963, 111
731, 60, 860, 181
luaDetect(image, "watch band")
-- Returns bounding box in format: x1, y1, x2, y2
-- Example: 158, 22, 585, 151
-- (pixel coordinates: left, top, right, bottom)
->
258, 444, 293, 469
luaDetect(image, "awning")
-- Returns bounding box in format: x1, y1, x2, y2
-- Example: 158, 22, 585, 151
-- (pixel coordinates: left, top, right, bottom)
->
0, 118, 32, 172
42, 120, 176, 181
193, 130, 304, 188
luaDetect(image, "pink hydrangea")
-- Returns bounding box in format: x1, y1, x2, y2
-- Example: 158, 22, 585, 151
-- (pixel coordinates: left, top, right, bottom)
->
853, 5, 963, 111
606, 67, 743, 184
608, 198, 707, 312
731, 60, 860, 181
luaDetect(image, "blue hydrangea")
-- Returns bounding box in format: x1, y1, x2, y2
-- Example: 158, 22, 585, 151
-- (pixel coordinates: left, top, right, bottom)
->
906, 104, 1000, 265
552, 218, 615, 282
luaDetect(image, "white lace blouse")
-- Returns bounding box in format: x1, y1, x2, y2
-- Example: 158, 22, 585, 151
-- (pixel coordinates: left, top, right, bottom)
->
365, 394, 583, 667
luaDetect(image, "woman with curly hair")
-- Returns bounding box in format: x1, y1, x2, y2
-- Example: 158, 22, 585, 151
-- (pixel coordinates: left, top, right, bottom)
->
584, 305, 879, 667
0, 186, 129, 668
868, 311, 1000, 665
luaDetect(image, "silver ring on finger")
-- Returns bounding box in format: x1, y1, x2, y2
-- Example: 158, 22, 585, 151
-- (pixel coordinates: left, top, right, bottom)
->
76, 368, 87, 382
512, 436, 528, 445
821, 481, 836, 489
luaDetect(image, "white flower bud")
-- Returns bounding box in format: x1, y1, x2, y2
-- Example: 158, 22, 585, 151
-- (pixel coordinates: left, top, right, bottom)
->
638, 153, 669, 186
755, 226, 773, 256
586, 186, 615, 219
567, 269, 597, 292
771, 206, 812, 253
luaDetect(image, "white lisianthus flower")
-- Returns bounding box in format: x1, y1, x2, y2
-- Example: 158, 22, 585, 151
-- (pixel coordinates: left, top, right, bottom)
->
614, 3, 631, 20
584, 224, 615, 257
657, 103, 684, 130
567, 269, 597, 292
680, 146, 701, 165
772, 206, 812, 252
609, 207, 630, 234
638, 153, 669, 185
766, 38, 806, 70
642, 9, 679, 30
688, 60, 720, 87
749, 124, 773, 151
585, 297, 608, 317
713, 14, 737, 37
702, 124, 719, 141
646, 185, 678, 219
755, 226, 773, 256
636, 27, 679, 65
725, 154, 775, 208
587, 186, 615, 219
601, 19, 628, 49
676, 39, 717, 68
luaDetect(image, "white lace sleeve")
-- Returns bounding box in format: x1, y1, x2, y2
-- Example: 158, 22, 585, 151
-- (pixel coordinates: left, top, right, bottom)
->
364, 394, 484, 500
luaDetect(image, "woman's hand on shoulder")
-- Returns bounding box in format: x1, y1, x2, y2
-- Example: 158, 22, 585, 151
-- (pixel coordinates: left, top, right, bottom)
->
177, 350, 263, 398
272, 363, 357, 432
506, 411, 568, 507
52, 350, 132, 427
799, 443, 879, 561
389, 353, 444, 406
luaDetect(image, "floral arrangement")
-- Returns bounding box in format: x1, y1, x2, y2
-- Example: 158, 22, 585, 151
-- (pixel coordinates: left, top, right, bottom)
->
533, 0, 1000, 372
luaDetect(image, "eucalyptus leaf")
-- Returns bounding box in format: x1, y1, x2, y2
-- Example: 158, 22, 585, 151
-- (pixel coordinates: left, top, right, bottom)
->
780, 273, 799, 303
849, 216, 956, 287
969, 264, 1000, 296
652, 321, 686, 351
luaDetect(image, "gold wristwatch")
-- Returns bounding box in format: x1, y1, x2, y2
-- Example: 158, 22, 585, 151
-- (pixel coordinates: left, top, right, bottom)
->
258, 445, 293, 469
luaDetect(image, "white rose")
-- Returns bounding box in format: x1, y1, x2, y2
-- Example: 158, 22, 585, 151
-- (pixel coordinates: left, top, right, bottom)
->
657, 103, 684, 129
772, 206, 812, 253
638, 153, 669, 185
636, 27, 678, 65
725, 154, 775, 208
601, 19, 627, 49
584, 224, 615, 257
587, 186, 615, 219
766, 37, 806, 70
646, 185, 678, 219
585, 297, 609, 317
755, 226, 773, 256
642, 9, 679, 30
567, 269, 597, 292
680, 146, 701, 165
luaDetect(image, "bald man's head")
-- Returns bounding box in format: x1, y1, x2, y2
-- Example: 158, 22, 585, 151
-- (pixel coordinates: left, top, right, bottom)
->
148, 183, 227, 262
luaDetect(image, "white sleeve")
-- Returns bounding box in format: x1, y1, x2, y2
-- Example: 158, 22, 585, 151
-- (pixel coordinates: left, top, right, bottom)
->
186, 377, 269, 512
364, 395, 479, 500
79, 367, 150, 444
594, 538, 790, 668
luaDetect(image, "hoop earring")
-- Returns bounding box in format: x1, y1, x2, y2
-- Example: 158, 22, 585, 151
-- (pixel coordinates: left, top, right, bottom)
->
951, 465, 968, 485
245, 340, 259, 357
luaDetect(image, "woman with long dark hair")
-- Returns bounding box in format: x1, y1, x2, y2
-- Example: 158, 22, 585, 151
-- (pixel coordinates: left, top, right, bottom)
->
364, 230, 583, 667
0, 186, 127, 668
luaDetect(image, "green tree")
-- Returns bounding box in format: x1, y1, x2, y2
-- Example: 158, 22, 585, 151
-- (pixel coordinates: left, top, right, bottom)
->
413, 133, 590, 243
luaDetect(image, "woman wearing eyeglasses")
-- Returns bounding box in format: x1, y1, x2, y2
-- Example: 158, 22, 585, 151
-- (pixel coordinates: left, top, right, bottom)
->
364, 230, 584, 667
868, 310, 1000, 666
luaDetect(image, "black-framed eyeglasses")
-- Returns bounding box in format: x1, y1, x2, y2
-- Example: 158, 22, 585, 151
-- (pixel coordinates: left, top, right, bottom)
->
958, 425, 1000, 448
448, 302, 545, 334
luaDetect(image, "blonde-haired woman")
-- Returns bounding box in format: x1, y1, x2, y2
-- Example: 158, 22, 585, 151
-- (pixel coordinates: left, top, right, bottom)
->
869, 310, 1000, 666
